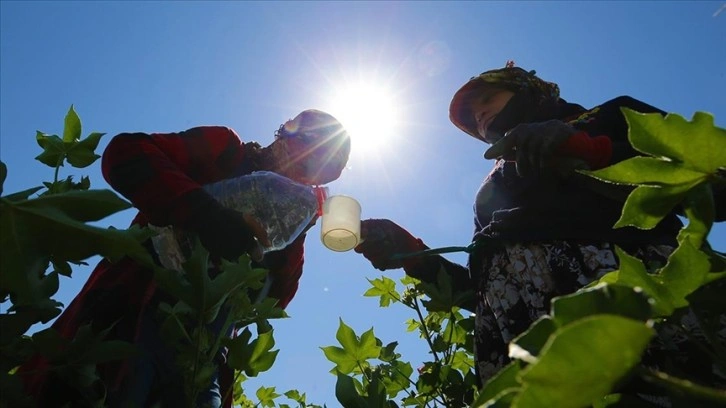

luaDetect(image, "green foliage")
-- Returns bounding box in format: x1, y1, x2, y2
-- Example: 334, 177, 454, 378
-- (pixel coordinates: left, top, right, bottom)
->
586, 110, 724, 240
324, 274, 477, 408
321, 319, 382, 375
0, 106, 156, 407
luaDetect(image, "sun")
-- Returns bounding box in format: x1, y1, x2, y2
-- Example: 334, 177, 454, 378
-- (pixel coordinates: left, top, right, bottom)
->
326, 82, 399, 153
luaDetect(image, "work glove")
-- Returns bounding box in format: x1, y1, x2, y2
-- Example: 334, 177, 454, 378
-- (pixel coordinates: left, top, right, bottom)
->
354, 219, 424, 271
484, 119, 584, 178
190, 199, 269, 262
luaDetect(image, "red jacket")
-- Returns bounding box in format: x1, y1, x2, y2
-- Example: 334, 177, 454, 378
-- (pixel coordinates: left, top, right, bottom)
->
21, 126, 305, 406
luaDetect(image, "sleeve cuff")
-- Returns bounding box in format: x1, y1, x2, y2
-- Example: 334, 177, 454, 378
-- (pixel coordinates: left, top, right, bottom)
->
558, 131, 613, 169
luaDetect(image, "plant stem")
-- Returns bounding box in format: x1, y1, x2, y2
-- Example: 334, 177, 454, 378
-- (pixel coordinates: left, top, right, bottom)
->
390, 364, 444, 407
413, 298, 440, 364
188, 312, 205, 407
687, 308, 726, 373
53, 158, 62, 186
637, 366, 726, 404
358, 361, 372, 383
442, 311, 456, 364
223, 370, 244, 407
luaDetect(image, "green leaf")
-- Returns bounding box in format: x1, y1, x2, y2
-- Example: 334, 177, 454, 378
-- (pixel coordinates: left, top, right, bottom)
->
322, 345, 358, 375
614, 182, 697, 230
593, 393, 657, 407
601, 248, 674, 316
31, 327, 69, 360
586, 156, 706, 186
335, 373, 366, 408
475, 361, 522, 405
450, 349, 475, 372
509, 317, 556, 363
11, 188, 130, 222
551, 284, 653, 325
2, 186, 44, 201
257, 386, 281, 408
419, 267, 473, 312
442, 317, 467, 345
66, 132, 104, 168
358, 328, 380, 360
680, 183, 715, 247
479, 389, 518, 407
365, 368, 388, 408
656, 238, 710, 309
0, 309, 57, 346
283, 389, 305, 404
1, 191, 155, 302
364, 277, 399, 307
51, 259, 73, 277
511, 285, 652, 373
400, 275, 419, 286
379, 341, 399, 363
381, 360, 413, 397
603, 246, 709, 317
35, 132, 66, 168
623, 109, 726, 174
514, 315, 655, 408
405, 318, 420, 333
686, 277, 726, 368
63, 105, 82, 142
0, 161, 6, 196
322, 319, 381, 375
225, 328, 279, 377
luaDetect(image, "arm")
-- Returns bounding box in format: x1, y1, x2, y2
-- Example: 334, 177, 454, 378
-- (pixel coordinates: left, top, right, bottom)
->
560, 96, 669, 202
561, 96, 668, 167
355, 219, 475, 312
402, 246, 475, 312
484, 96, 667, 176
101, 126, 246, 228
263, 235, 305, 310
102, 126, 264, 260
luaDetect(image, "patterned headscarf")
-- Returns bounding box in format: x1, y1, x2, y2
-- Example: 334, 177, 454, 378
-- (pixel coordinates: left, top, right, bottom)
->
449, 61, 560, 140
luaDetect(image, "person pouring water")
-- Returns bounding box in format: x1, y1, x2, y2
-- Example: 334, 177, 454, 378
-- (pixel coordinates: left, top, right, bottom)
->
20, 110, 352, 408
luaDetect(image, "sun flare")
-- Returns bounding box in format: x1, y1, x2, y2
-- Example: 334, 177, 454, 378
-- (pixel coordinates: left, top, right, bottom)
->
327, 82, 399, 154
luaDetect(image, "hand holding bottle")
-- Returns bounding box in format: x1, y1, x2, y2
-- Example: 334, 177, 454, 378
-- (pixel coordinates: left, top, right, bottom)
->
195, 202, 270, 262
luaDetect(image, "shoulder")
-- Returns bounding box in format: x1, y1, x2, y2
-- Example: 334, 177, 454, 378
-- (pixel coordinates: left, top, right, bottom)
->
182, 126, 241, 138
594, 96, 665, 116
567, 95, 664, 127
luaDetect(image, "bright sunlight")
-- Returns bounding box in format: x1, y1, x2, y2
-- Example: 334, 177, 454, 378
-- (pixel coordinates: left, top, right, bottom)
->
327, 81, 399, 153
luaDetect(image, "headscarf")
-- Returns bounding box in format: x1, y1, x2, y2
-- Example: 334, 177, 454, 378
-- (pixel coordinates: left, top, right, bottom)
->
449, 61, 560, 141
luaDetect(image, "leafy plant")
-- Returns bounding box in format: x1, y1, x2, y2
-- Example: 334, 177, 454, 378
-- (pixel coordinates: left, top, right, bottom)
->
152, 236, 290, 405
0, 106, 154, 406
322, 274, 477, 408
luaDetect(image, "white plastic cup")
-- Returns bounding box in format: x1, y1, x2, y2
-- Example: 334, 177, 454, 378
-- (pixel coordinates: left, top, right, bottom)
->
320, 195, 361, 252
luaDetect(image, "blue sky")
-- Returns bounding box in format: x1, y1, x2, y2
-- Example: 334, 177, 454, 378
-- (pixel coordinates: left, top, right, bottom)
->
2, 1, 725, 405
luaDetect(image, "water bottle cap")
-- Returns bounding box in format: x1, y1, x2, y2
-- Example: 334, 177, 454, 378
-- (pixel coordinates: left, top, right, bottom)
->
313, 186, 328, 216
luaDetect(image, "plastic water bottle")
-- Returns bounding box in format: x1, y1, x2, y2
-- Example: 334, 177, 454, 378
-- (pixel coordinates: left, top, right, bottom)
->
151, 171, 327, 272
